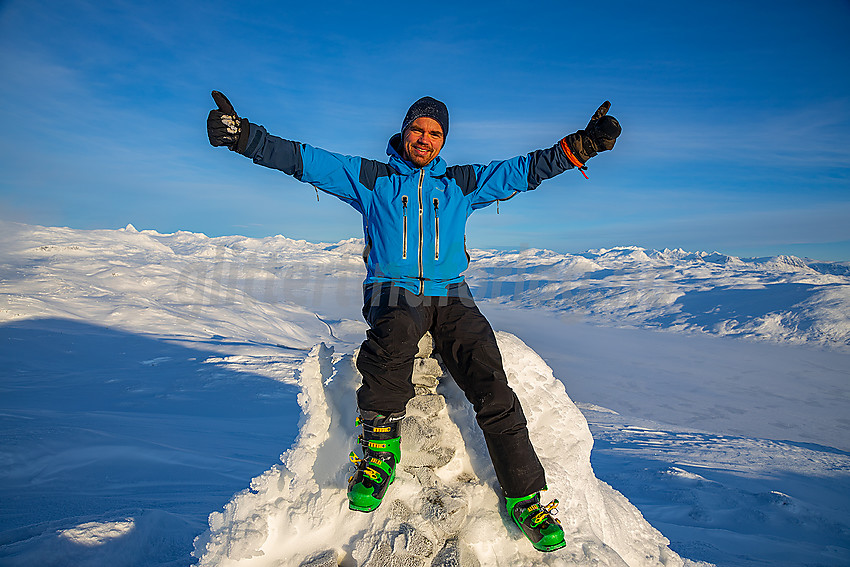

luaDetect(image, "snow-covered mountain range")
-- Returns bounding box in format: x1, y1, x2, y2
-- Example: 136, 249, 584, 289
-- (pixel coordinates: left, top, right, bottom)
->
1, 221, 848, 566
467, 245, 850, 348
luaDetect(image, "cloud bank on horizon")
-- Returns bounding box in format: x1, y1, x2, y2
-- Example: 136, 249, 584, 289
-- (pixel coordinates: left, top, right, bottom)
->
1, 0, 848, 260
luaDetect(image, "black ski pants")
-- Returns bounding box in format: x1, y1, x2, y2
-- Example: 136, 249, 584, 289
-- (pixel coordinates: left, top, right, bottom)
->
355, 282, 546, 498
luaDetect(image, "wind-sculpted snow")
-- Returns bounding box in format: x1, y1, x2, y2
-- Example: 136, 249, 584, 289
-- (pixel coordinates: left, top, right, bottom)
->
465, 246, 850, 348
193, 334, 697, 567
3, 222, 847, 349
0, 222, 368, 352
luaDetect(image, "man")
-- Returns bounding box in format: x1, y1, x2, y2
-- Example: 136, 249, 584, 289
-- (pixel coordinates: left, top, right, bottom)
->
207, 92, 620, 552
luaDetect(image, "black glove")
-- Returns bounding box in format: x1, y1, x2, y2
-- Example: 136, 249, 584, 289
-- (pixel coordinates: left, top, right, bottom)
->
207, 90, 247, 151
562, 101, 622, 165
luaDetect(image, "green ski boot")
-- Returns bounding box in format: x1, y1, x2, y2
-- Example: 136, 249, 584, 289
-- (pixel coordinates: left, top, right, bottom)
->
347, 411, 403, 512
506, 491, 566, 552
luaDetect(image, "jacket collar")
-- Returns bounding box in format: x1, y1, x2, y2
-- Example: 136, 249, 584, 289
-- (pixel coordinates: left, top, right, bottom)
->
387, 133, 447, 177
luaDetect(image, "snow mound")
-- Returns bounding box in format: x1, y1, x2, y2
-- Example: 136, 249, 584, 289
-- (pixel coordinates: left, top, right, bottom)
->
194, 333, 697, 566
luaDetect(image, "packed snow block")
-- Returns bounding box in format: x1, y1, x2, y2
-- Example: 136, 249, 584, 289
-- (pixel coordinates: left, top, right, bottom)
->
406, 393, 446, 417
400, 414, 454, 468
410, 335, 442, 393
299, 549, 338, 566
433, 537, 481, 567
415, 331, 435, 358
194, 336, 690, 566
402, 334, 456, 468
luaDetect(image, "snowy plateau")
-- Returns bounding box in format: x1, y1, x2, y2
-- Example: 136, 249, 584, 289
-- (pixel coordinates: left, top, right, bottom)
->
0, 221, 848, 567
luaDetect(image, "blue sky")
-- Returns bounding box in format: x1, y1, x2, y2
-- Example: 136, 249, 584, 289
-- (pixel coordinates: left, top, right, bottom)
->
1, 0, 849, 260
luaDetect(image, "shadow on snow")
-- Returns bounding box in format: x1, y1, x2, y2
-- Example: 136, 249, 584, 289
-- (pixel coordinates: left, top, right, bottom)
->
0, 318, 302, 566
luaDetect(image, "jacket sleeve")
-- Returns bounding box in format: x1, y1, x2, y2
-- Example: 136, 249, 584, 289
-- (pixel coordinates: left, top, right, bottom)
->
237, 122, 370, 214
466, 143, 575, 210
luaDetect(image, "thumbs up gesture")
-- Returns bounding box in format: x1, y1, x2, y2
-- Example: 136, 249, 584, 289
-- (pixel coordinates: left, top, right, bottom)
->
584, 102, 621, 153
207, 90, 244, 150
561, 102, 622, 166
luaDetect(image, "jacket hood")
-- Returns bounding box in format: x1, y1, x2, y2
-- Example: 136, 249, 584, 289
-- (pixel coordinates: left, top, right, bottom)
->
387, 133, 447, 177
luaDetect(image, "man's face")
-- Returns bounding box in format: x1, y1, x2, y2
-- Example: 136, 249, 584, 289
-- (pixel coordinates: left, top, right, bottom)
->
402, 117, 444, 168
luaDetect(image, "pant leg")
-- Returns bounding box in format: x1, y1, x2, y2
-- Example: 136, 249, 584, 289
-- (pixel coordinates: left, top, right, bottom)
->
355, 284, 432, 415
432, 296, 546, 498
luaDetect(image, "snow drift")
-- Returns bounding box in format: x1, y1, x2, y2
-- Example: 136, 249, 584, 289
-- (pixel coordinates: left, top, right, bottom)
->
194, 333, 694, 566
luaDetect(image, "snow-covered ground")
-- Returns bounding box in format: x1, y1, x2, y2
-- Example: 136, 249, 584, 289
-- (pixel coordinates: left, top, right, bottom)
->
1, 221, 848, 566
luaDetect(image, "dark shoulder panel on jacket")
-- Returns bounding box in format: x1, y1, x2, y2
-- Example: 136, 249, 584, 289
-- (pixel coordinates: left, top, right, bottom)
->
443, 165, 478, 195
359, 159, 398, 191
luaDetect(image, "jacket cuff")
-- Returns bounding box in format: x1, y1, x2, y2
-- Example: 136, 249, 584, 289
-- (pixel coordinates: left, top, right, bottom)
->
233, 119, 250, 154
235, 120, 263, 156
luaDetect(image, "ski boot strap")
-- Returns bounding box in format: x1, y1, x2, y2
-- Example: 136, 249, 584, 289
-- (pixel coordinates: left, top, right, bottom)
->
508, 491, 562, 528
357, 410, 404, 440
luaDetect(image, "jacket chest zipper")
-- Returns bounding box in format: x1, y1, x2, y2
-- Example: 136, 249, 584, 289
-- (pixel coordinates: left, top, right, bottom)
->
433, 198, 439, 261
417, 170, 424, 294
401, 195, 408, 259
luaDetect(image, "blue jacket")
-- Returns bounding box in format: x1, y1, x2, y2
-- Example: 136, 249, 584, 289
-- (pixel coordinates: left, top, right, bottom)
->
239, 123, 574, 296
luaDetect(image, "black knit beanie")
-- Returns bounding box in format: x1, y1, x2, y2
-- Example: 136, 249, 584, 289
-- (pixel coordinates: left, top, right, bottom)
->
401, 96, 449, 138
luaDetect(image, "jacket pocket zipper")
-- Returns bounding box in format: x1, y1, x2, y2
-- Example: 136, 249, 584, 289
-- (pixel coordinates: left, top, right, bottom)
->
401, 195, 408, 259
433, 198, 440, 261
